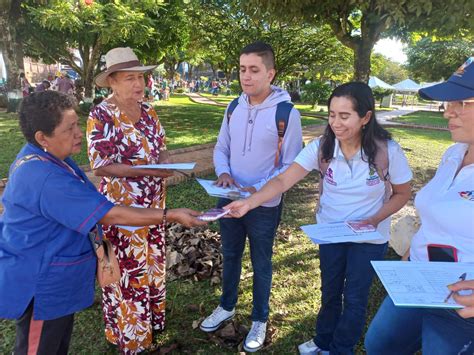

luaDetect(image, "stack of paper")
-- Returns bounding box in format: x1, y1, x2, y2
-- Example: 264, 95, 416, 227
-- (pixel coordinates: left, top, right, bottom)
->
133, 163, 196, 170
301, 222, 383, 244
196, 178, 251, 200
371, 261, 474, 309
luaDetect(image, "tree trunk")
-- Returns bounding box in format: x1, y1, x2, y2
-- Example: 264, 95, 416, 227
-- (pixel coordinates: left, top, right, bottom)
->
188, 64, 193, 80
82, 57, 95, 99
81, 43, 102, 99
327, 7, 388, 84
0, 0, 24, 91
353, 41, 373, 83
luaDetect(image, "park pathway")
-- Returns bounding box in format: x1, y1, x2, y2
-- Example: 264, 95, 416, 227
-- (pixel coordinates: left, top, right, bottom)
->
185, 92, 227, 107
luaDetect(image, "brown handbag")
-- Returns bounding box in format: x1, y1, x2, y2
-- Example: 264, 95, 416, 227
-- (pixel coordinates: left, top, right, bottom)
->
95, 239, 121, 287
89, 228, 121, 287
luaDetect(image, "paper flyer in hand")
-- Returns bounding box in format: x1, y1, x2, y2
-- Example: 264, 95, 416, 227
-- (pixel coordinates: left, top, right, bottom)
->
197, 208, 231, 221
196, 178, 251, 200
300, 222, 383, 245
371, 261, 474, 309
346, 221, 376, 233
133, 163, 196, 170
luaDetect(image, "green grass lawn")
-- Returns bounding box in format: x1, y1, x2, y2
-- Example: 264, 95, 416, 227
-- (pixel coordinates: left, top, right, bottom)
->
0, 125, 453, 354
393, 110, 447, 127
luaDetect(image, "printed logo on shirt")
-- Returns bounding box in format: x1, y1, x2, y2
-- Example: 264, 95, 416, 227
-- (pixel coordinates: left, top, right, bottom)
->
366, 167, 381, 186
325, 167, 337, 186
459, 191, 474, 201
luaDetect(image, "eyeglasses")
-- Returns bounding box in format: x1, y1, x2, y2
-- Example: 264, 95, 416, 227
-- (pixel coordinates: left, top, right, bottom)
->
445, 100, 474, 114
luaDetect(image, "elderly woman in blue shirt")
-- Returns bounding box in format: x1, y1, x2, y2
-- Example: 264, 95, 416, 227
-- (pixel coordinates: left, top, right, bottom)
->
0, 91, 205, 354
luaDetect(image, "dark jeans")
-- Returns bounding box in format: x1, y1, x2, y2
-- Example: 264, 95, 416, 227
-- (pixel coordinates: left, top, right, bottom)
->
314, 242, 388, 355
15, 300, 74, 355
365, 296, 474, 355
217, 198, 281, 322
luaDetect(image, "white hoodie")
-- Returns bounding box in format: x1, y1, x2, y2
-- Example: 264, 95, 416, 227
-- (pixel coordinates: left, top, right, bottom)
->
213, 86, 303, 207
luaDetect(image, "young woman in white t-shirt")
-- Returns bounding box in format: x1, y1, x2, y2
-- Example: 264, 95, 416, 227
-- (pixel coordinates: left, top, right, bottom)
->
225, 82, 412, 354
365, 58, 474, 355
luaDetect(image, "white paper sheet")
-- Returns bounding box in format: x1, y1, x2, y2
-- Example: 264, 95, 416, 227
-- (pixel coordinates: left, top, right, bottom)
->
371, 261, 474, 309
300, 222, 384, 244
115, 225, 145, 232
196, 178, 251, 200
133, 163, 196, 170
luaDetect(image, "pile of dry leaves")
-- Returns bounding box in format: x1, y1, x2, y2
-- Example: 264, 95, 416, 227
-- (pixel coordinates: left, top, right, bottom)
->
165, 224, 223, 285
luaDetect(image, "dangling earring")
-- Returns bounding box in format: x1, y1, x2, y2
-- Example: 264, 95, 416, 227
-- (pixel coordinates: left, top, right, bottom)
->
43, 147, 47, 152
362, 125, 366, 131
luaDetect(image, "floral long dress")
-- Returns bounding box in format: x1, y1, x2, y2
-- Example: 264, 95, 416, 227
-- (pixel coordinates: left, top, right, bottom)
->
87, 101, 167, 354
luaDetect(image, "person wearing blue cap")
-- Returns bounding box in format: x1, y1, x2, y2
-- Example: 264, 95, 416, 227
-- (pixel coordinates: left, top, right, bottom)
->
364, 57, 474, 354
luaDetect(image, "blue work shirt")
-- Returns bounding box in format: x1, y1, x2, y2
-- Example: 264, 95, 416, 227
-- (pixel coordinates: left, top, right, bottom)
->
0, 143, 114, 320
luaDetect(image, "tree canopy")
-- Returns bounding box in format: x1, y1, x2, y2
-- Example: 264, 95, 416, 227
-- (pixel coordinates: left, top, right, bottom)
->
244, 0, 473, 82
406, 36, 473, 82
371, 53, 408, 84
22, 0, 189, 97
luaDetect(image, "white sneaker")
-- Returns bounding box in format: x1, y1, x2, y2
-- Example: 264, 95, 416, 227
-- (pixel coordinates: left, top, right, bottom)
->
298, 339, 329, 355
200, 306, 235, 332
243, 321, 267, 352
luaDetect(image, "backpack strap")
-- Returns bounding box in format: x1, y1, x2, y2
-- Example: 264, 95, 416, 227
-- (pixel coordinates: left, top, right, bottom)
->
226, 97, 240, 124
274, 101, 293, 167
373, 139, 391, 203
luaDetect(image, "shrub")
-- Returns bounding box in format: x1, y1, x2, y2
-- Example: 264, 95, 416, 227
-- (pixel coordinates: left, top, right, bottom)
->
301, 81, 332, 107
79, 101, 93, 113
372, 88, 395, 107
229, 80, 241, 95
0, 95, 7, 108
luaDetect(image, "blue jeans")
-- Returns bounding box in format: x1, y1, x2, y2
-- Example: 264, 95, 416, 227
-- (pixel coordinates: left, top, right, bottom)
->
365, 296, 474, 354
217, 198, 281, 322
314, 242, 388, 355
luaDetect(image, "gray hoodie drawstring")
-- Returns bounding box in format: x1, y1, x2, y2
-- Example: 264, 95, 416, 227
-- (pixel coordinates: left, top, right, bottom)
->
248, 109, 258, 152
242, 108, 251, 156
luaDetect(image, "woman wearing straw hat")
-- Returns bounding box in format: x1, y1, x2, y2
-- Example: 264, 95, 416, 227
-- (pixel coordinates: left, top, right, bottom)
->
87, 47, 173, 353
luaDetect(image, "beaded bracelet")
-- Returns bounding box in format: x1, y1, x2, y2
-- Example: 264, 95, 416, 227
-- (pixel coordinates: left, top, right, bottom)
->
162, 207, 168, 229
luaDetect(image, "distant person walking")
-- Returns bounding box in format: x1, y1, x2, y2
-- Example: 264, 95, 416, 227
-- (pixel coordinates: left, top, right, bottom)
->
19, 73, 31, 97
56, 73, 75, 95
35, 80, 51, 93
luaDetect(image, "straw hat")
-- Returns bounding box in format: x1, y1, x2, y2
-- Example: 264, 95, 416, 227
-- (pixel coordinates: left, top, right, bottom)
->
95, 47, 157, 88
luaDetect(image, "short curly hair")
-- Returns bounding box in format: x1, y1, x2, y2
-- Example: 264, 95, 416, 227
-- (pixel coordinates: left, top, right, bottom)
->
19, 91, 77, 146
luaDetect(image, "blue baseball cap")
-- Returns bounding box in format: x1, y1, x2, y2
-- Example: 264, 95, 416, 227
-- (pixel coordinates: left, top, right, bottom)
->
419, 57, 474, 101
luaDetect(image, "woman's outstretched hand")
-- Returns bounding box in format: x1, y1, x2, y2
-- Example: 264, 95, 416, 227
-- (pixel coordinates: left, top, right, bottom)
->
223, 199, 252, 218
168, 208, 208, 227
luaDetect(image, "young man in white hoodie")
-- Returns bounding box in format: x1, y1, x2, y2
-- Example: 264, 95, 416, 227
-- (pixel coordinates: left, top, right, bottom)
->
200, 41, 303, 352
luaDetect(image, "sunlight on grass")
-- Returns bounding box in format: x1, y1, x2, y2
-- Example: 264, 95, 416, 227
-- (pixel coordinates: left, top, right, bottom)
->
393, 110, 447, 126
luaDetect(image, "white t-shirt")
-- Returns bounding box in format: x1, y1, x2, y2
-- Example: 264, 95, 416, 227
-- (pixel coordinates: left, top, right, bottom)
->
294, 137, 413, 243
410, 143, 474, 262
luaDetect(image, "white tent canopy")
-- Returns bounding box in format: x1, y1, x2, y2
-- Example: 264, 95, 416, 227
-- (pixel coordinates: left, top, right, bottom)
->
420, 81, 443, 89
393, 79, 421, 93
368, 76, 395, 90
